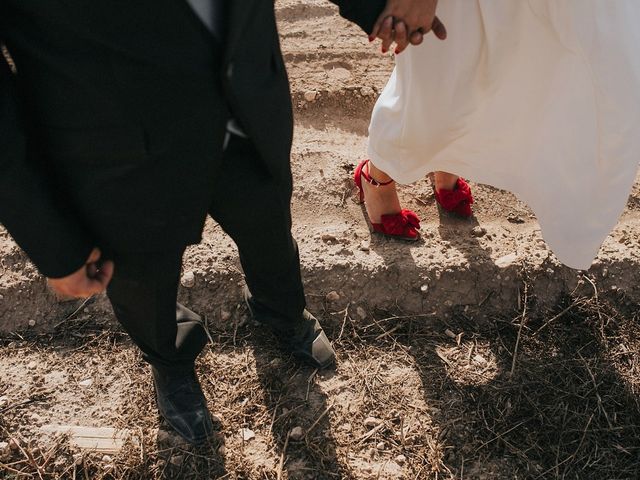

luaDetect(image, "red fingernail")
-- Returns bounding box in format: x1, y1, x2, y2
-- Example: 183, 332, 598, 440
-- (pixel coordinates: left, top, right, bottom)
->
381, 47, 387, 54
368, 36, 374, 42
394, 48, 400, 55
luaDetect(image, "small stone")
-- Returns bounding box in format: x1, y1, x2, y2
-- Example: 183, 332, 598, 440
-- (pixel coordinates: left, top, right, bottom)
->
359, 240, 370, 252
360, 86, 375, 97
28, 319, 36, 327
507, 214, 525, 224
304, 90, 318, 102
420, 284, 429, 294
325, 291, 340, 302
288, 426, 305, 441
102, 455, 113, 463
471, 226, 487, 237
27, 361, 37, 369
241, 428, 255, 441
8, 439, 19, 452
78, 378, 93, 388
270, 358, 284, 368
396, 454, 407, 464
30, 413, 43, 424
0, 441, 9, 456
495, 253, 518, 268
73, 453, 83, 465
170, 454, 184, 467
356, 306, 367, 320
181, 271, 196, 288
445, 329, 456, 339
220, 309, 231, 321
473, 354, 487, 365
0, 396, 8, 408
156, 429, 172, 443
364, 417, 382, 428
321, 233, 338, 243
339, 423, 352, 432
376, 441, 385, 450
217, 445, 226, 456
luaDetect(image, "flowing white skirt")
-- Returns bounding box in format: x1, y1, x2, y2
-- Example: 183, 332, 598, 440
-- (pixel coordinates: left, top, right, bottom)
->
368, 0, 640, 270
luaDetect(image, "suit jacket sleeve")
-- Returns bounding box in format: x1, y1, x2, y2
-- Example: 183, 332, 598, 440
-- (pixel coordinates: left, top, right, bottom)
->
329, 0, 387, 35
0, 48, 94, 278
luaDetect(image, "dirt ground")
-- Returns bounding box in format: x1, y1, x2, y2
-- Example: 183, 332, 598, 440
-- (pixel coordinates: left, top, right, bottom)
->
1, 1, 640, 479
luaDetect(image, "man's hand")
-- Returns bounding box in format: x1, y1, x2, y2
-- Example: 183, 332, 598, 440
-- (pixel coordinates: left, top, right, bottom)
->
48, 248, 114, 299
370, 0, 446, 54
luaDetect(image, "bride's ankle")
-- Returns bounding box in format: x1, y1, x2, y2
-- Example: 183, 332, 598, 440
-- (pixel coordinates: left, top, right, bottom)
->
367, 162, 394, 185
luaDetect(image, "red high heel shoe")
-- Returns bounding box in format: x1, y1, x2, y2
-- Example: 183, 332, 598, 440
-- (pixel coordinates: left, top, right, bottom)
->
354, 160, 420, 241
434, 177, 474, 218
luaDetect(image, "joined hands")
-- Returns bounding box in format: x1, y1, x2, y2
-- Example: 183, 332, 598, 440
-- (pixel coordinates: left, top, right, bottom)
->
370, 0, 445, 54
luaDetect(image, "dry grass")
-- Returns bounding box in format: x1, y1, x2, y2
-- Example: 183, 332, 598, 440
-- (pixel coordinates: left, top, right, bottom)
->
1, 274, 640, 479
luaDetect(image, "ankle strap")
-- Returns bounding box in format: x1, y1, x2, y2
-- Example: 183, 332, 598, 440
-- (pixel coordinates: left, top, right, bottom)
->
361, 160, 394, 186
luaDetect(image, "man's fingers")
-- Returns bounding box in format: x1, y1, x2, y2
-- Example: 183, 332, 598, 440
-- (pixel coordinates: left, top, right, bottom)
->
393, 20, 409, 54
96, 260, 115, 288
432, 16, 447, 40
86, 247, 102, 265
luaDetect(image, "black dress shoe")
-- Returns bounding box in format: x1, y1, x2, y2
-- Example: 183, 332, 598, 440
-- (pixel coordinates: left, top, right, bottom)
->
151, 366, 214, 445
243, 288, 336, 369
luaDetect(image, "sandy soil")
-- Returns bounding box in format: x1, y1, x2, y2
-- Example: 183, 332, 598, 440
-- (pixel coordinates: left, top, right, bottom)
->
1, 1, 640, 479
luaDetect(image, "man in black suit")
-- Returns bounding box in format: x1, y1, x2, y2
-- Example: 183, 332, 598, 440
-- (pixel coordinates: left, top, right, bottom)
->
0, 0, 443, 444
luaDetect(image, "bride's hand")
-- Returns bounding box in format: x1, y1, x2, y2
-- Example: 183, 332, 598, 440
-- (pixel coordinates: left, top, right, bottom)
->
371, 0, 446, 54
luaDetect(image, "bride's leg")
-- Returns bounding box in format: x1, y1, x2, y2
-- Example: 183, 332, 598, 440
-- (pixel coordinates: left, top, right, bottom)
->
433, 171, 459, 191
361, 161, 402, 224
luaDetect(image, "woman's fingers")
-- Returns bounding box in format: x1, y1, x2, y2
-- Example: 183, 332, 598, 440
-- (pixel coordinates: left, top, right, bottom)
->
394, 20, 409, 54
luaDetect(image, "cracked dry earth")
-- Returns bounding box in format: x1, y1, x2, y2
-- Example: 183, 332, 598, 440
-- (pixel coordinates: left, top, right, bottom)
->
1, 1, 640, 479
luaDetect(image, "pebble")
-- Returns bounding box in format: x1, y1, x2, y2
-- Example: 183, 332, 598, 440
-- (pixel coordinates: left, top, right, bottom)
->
396, 454, 407, 464
325, 291, 340, 302
471, 226, 487, 237
304, 90, 318, 102
102, 455, 113, 463
217, 445, 226, 456
495, 253, 518, 268
339, 423, 352, 432
180, 271, 196, 288
27, 361, 37, 369
73, 453, 83, 465
30, 413, 43, 424
359, 240, 370, 252
444, 329, 456, 339
220, 309, 231, 321
241, 428, 255, 441
0, 396, 8, 408
420, 284, 429, 294
473, 354, 488, 365
28, 319, 36, 327
376, 441, 386, 450
364, 417, 382, 428
288, 426, 305, 441
321, 233, 338, 243
0, 441, 9, 456
360, 86, 375, 97
170, 454, 184, 466
78, 378, 93, 388
356, 306, 367, 320
8, 439, 19, 452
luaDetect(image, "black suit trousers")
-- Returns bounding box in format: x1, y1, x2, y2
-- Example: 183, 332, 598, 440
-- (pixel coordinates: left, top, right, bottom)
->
106, 135, 306, 371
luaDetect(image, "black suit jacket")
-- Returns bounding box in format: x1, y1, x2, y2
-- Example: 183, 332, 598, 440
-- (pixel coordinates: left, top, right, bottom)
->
0, 0, 384, 278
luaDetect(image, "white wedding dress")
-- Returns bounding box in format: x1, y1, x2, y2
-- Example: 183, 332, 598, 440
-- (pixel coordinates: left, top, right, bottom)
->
368, 0, 640, 270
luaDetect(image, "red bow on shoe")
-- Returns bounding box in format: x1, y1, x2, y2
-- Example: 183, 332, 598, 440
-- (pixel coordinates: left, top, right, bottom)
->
434, 178, 474, 218
378, 209, 421, 239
